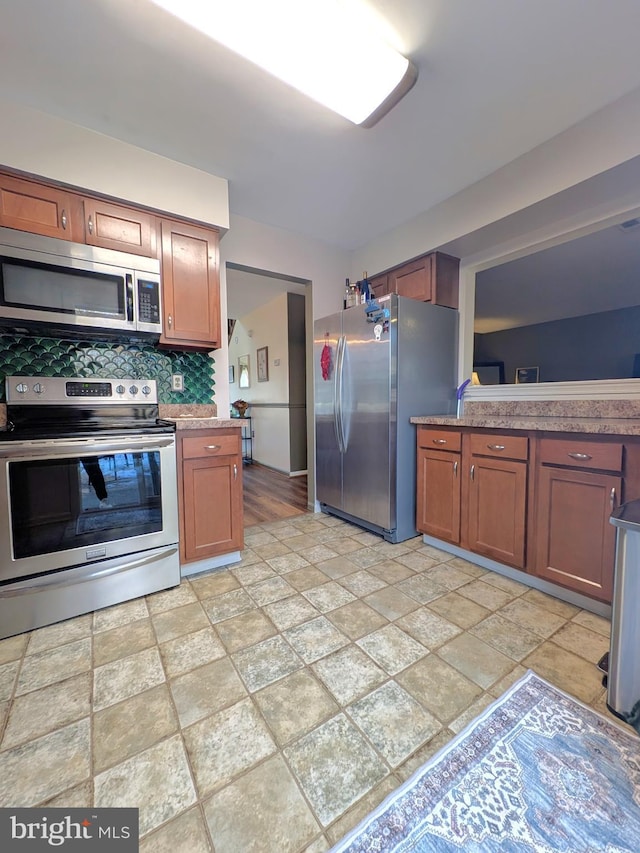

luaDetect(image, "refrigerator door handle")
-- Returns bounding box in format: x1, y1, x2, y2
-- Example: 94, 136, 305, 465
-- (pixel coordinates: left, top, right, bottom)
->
334, 334, 346, 454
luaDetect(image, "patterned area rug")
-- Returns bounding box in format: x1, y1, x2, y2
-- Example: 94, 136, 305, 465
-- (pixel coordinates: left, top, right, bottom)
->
330, 670, 640, 852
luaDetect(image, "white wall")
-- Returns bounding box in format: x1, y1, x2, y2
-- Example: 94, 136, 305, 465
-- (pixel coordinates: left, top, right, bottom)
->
351, 87, 640, 278
0, 99, 229, 231
228, 293, 291, 472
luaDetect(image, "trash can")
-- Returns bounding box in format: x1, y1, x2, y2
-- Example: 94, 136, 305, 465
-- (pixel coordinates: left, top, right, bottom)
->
607, 499, 640, 733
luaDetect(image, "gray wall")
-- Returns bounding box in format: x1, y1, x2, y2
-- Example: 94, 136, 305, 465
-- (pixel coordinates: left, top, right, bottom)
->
474, 305, 640, 384
287, 293, 307, 471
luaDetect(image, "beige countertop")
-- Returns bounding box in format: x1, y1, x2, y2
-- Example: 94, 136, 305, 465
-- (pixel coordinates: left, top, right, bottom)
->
159, 405, 242, 430
168, 417, 242, 430
410, 414, 640, 436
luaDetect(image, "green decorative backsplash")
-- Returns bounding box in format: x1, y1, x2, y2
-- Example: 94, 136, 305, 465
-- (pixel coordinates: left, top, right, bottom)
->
0, 334, 215, 403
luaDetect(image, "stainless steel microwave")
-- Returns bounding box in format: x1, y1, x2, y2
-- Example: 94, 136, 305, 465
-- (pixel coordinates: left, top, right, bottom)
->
0, 226, 162, 338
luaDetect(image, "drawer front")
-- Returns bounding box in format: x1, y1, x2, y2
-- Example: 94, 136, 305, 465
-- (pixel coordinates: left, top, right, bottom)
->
539, 438, 622, 472
181, 433, 239, 459
418, 427, 462, 452
469, 433, 528, 461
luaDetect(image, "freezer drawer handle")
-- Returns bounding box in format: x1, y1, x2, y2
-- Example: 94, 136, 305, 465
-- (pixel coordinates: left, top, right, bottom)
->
568, 452, 592, 461
487, 444, 505, 451
432, 438, 448, 445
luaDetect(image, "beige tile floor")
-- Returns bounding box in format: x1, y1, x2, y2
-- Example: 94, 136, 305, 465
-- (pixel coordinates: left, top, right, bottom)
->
0, 512, 619, 851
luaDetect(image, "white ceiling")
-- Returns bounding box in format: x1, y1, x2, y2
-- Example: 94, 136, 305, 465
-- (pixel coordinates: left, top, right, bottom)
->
2, 0, 640, 251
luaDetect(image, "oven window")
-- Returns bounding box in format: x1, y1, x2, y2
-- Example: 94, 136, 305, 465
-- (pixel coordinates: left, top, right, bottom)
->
9, 451, 162, 559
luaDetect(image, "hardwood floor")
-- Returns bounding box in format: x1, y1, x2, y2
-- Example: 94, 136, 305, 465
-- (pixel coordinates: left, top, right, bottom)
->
242, 461, 308, 526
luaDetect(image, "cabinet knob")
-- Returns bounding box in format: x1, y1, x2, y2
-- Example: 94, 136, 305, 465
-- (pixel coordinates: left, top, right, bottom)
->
87, 214, 93, 234
61, 210, 67, 230
568, 452, 592, 461
167, 314, 173, 329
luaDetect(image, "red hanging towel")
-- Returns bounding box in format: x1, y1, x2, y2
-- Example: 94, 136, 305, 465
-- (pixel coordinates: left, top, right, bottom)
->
321, 340, 332, 380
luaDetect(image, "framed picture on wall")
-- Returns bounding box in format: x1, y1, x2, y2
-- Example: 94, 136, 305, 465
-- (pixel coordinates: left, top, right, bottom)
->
515, 366, 539, 384
257, 346, 269, 382
238, 355, 250, 388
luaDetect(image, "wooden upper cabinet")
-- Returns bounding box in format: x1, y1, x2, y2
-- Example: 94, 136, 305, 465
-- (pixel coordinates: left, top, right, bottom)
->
159, 220, 221, 350
82, 199, 156, 257
368, 273, 389, 300
385, 252, 459, 308
0, 173, 81, 241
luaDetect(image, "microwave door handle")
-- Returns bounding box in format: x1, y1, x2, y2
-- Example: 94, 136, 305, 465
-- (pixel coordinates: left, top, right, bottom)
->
126, 273, 135, 323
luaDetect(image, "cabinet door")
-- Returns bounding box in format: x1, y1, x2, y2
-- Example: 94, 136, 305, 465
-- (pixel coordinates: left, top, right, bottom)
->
83, 199, 156, 256
416, 447, 461, 543
182, 455, 243, 561
368, 273, 389, 300
159, 220, 220, 350
391, 256, 433, 301
0, 174, 79, 240
468, 457, 527, 568
535, 466, 619, 602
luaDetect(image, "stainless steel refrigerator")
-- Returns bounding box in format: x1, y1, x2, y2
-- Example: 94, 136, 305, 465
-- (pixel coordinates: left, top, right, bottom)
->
314, 294, 458, 542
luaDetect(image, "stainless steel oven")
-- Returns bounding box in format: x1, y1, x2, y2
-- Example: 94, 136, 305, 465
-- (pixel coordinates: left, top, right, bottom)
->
0, 376, 180, 639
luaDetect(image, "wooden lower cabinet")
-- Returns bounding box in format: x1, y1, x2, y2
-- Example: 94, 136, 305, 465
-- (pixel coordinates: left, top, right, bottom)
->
417, 447, 461, 543
415, 425, 628, 603
178, 429, 243, 564
468, 456, 528, 568
535, 466, 620, 602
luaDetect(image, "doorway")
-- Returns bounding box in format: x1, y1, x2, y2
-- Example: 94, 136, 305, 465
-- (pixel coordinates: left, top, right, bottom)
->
225, 263, 311, 525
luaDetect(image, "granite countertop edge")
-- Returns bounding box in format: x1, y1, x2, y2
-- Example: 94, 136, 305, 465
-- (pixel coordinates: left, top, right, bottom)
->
165, 417, 242, 430
410, 414, 640, 436
159, 404, 242, 430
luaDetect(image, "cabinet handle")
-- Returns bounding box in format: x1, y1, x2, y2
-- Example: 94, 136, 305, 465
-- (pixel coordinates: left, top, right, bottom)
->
234, 464, 238, 480
432, 438, 447, 445
610, 487, 616, 509
453, 460, 458, 478
205, 444, 221, 451
487, 444, 505, 451
61, 210, 67, 230
167, 314, 173, 329
568, 452, 592, 461
87, 214, 93, 234
470, 464, 475, 481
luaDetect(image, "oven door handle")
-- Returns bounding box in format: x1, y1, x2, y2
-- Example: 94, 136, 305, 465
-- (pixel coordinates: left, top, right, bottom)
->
0, 435, 175, 458
1, 547, 180, 596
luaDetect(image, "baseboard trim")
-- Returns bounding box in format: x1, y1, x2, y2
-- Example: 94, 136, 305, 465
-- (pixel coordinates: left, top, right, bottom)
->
421, 535, 611, 618
180, 551, 241, 577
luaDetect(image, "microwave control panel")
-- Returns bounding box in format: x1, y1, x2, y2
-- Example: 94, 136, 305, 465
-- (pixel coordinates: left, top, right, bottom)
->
138, 279, 161, 324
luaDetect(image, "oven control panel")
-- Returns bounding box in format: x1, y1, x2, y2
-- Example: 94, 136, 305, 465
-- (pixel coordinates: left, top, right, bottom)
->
5, 376, 158, 404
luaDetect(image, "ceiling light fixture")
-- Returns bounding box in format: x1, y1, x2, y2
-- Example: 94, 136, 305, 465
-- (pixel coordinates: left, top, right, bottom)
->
149, 0, 417, 127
